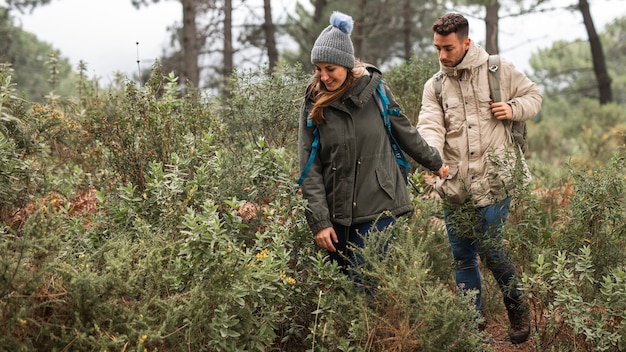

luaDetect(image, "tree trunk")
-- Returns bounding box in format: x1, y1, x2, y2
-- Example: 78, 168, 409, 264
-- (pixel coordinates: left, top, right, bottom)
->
181, 0, 199, 87
263, 0, 278, 74
353, 0, 368, 58
485, 0, 499, 55
313, 0, 327, 24
223, 0, 233, 98
402, 0, 413, 61
578, 0, 612, 104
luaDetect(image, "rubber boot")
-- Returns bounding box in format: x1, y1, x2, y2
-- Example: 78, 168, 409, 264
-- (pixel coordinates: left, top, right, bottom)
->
505, 297, 530, 344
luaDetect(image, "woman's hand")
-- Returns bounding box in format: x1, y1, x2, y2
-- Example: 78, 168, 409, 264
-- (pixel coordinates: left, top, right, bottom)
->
315, 227, 338, 252
434, 165, 449, 179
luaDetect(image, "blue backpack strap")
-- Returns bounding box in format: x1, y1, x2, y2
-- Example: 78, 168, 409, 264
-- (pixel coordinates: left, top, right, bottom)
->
375, 82, 411, 172
297, 120, 319, 187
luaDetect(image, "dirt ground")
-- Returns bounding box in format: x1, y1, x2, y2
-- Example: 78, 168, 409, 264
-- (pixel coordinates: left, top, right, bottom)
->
484, 312, 535, 352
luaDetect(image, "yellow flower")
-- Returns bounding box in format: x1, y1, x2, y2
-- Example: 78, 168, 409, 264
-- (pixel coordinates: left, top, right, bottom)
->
138, 334, 148, 344
256, 248, 269, 261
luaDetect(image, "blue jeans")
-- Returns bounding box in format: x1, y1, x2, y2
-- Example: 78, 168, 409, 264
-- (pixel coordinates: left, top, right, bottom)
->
328, 217, 395, 292
444, 198, 522, 311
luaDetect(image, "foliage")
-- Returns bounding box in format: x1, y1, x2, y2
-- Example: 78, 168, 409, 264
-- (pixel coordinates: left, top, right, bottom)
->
527, 97, 625, 167
221, 63, 306, 154
359, 214, 488, 351
520, 156, 626, 351
384, 57, 439, 126
0, 65, 42, 224
0, 46, 625, 351
0, 9, 75, 102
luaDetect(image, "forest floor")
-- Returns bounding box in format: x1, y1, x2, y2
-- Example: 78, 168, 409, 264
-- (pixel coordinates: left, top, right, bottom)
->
484, 311, 535, 352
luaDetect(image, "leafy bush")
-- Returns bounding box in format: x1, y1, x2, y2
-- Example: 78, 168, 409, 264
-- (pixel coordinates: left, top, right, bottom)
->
521, 156, 626, 351
383, 57, 439, 126
1, 58, 625, 351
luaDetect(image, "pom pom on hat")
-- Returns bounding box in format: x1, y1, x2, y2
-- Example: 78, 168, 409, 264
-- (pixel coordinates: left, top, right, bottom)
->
329, 11, 353, 36
311, 11, 355, 68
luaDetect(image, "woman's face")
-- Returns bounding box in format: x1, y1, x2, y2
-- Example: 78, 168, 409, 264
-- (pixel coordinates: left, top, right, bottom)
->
314, 63, 348, 91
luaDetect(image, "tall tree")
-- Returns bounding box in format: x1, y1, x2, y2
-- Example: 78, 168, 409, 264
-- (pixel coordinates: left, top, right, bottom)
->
262, 0, 278, 73
402, 0, 414, 60
528, 15, 624, 104
181, 0, 199, 87
577, 0, 612, 104
223, 0, 233, 95
132, 0, 200, 87
484, 0, 499, 54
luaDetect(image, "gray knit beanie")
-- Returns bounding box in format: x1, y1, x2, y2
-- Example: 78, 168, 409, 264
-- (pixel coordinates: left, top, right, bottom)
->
311, 11, 355, 68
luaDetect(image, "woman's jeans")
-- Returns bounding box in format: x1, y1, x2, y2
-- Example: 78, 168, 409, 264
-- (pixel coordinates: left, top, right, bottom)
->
444, 198, 522, 311
328, 217, 395, 292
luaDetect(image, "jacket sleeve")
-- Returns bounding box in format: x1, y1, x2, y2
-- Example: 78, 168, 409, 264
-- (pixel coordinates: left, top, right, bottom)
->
298, 99, 333, 235
416, 77, 447, 158
500, 59, 543, 122
383, 83, 443, 172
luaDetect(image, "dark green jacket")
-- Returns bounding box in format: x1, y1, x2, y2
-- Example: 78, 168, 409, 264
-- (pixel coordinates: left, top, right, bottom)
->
298, 65, 442, 234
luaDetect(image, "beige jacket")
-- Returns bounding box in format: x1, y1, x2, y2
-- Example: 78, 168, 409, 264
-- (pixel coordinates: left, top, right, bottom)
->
417, 40, 542, 207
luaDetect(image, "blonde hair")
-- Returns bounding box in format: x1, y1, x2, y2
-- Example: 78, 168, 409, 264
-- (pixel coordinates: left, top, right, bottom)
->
308, 60, 366, 125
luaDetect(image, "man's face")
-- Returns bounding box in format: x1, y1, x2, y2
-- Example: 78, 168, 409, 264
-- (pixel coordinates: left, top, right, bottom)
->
434, 32, 470, 67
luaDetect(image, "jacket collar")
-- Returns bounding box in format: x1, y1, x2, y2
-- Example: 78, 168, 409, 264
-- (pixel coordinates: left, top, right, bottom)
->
343, 64, 382, 109
440, 39, 489, 78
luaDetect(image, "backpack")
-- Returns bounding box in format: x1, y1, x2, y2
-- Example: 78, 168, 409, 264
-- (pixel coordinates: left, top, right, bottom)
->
433, 55, 528, 153
297, 80, 411, 187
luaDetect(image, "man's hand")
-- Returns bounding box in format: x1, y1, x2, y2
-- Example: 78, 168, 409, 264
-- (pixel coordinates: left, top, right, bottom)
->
490, 101, 512, 120
315, 227, 338, 252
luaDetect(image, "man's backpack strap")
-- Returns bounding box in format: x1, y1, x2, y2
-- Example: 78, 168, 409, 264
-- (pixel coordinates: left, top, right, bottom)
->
484, 55, 527, 152
487, 54, 501, 102
433, 71, 444, 107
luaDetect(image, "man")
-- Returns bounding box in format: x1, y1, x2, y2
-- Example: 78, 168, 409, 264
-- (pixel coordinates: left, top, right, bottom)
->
417, 13, 542, 344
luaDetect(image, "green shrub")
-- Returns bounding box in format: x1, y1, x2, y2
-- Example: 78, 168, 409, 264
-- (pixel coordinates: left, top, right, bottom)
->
2, 57, 626, 351
383, 57, 439, 126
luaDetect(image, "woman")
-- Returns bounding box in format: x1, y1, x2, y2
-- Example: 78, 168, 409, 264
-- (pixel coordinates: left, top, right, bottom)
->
298, 11, 448, 289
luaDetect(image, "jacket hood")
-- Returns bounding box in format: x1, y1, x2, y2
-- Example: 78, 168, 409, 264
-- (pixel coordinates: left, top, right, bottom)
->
440, 39, 489, 77
343, 64, 382, 109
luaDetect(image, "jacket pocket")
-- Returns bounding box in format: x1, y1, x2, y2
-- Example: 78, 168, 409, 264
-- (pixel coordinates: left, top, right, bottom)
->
436, 162, 468, 205
376, 167, 395, 200
443, 97, 465, 131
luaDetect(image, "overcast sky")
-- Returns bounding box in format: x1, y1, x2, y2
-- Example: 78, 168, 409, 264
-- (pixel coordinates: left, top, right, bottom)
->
12, 0, 625, 84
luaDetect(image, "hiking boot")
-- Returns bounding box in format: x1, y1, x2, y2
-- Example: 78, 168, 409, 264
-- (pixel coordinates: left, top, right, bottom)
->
476, 311, 487, 331
506, 301, 531, 344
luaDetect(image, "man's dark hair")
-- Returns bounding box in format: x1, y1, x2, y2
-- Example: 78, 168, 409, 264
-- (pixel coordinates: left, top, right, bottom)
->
432, 13, 469, 39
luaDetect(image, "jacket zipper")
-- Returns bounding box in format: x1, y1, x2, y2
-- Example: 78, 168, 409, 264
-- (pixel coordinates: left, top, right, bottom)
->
353, 158, 361, 209
331, 162, 337, 219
